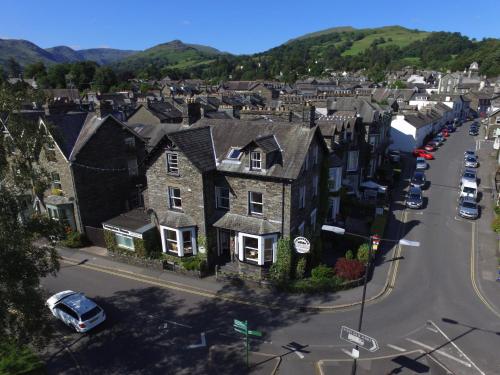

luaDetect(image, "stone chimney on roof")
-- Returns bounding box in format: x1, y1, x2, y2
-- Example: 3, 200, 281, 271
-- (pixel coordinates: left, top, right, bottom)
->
302, 102, 316, 128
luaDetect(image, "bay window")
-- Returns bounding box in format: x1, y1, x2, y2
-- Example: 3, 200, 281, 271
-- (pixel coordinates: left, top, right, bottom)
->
161, 226, 197, 256
238, 233, 277, 265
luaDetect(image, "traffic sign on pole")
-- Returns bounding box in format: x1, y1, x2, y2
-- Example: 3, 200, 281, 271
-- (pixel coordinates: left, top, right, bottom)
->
340, 326, 379, 352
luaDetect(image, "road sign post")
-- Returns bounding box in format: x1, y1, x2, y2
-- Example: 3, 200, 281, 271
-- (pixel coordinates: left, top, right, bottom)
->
233, 319, 262, 368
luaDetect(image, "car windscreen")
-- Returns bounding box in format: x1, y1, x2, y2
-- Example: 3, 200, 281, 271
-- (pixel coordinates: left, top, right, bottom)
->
463, 173, 475, 179
409, 194, 421, 200
463, 187, 476, 194
80, 306, 101, 321
466, 157, 476, 162
462, 201, 476, 209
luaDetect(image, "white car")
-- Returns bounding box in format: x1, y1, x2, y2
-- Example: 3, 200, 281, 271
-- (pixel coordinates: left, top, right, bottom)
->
46, 291, 106, 333
415, 157, 427, 170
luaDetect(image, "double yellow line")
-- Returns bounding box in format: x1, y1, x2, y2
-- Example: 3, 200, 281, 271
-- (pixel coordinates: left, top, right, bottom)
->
470, 223, 500, 319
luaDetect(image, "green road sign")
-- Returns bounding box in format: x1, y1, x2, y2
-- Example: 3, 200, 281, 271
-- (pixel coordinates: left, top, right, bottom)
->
248, 330, 262, 337
234, 327, 247, 334
234, 319, 247, 329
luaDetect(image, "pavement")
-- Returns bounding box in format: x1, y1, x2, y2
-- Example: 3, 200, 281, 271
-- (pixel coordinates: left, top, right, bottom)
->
40, 120, 500, 375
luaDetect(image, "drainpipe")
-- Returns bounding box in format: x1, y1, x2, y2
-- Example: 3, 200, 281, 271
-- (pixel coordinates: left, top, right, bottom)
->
69, 162, 84, 233
281, 181, 286, 237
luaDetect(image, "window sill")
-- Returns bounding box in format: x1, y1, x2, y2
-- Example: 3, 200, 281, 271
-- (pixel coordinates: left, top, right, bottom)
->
168, 207, 184, 212
167, 172, 180, 177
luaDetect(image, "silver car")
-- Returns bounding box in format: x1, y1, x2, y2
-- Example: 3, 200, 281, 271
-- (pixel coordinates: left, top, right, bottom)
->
415, 157, 427, 170
458, 197, 479, 219
464, 156, 479, 168
460, 169, 477, 185
464, 150, 476, 159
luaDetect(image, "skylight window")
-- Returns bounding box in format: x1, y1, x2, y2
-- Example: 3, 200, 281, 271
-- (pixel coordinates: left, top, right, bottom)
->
227, 148, 242, 160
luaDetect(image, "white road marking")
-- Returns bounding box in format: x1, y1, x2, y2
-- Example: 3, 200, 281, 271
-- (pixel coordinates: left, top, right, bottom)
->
425, 326, 438, 333
293, 350, 305, 359
386, 344, 406, 352
427, 320, 486, 375
187, 332, 206, 349
405, 338, 471, 367
166, 320, 192, 328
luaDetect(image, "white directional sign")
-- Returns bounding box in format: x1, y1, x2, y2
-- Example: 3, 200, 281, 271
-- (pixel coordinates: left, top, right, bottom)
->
340, 326, 379, 352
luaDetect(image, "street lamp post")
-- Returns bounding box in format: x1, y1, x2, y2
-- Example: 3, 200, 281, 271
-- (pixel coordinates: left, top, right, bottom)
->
321, 225, 419, 375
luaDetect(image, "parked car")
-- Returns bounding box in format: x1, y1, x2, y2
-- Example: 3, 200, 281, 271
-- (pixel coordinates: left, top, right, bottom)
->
432, 137, 443, 146
412, 149, 434, 160
46, 291, 106, 333
464, 155, 479, 168
411, 171, 426, 188
459, 179, 478, 200
388, 150, 401, 163
424, 143, 437, 152
415, 157, 428, 170
461, 168, 477, 185
406, 186, 423, 209
442, 130, 450, 138
469, 128, 479, 136
457, 197, 479, 219
464, 150, 476, 159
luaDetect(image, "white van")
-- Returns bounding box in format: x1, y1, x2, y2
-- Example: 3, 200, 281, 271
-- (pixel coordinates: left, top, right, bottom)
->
459, 180, 478, 201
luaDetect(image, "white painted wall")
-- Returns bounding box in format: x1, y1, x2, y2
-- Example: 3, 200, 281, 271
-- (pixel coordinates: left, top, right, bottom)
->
389, 115, 417, 152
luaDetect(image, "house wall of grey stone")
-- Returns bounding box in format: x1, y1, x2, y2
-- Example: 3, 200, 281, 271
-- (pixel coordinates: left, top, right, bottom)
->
39, 141, 82, 231
72, 118, 147, 230
146, 147, 207, 236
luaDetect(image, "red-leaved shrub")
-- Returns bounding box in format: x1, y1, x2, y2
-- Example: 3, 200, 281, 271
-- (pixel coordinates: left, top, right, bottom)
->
334, 258, 366, 281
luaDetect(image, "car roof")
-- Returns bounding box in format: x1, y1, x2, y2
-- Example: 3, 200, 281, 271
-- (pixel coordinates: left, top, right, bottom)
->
466, 155, 477, 160
47, 290, 78, 306
416, 157, 425, 161
414, 171, 425, 176
60, 293, 97, 315
409, 186, 422, 193
462, 179, 477, 188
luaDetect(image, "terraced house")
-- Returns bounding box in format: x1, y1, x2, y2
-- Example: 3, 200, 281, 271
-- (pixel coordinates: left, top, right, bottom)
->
105, 109, 329, 277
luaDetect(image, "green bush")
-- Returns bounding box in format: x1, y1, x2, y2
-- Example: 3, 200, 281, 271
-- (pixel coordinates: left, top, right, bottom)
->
311, 264, 333, 280
494, 205, 500, 216
345, 250, 354, 260
287, 275, 344, 293
269, 237, 293, 283
295, 257, 307, 280
492, 215, 500, 233
357, 243, 370, 264
62, 230, 88, 248
181, 254, 207, 271
0, 339, 44, 375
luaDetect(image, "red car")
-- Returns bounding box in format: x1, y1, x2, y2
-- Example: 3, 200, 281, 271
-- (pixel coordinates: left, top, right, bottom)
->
412, 149, 434, 160
442, 130, 450, 138
424, 143, 436, 152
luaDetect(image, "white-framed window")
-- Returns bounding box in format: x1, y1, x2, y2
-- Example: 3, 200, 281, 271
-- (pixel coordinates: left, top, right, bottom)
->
248, 191, 263, 215
168, 187, 182, 209
237, 233, 277, 265
310, 208, 317, 231
161, 226, 197, 256
299, 186, 306, 208
115, 233, 134, 250
347, 150, 359, 172
329, 167, 342, 192
215, 186, 230, 209
51, 172, 61, 190
312, 175, 319, 197
227, 147, 242, 160
298, 222, 305, 236
250, 151, 262, 170
166, 152, 179, 174
128, 159, 138, 176
125, 137, 135, 148
328, 197, 340, 221
496, 116, 500, 125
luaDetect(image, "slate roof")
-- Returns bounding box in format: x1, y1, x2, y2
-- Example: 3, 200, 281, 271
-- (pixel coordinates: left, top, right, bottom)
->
212, 212, 279, 235
160, 210, 196, 228
317, 117, 355, 137
126, 122, 183, 151
44, 112, 89, 159
146, 101, 183, 121
103, 208, 152, 233
168, 126, 216, 173
194, 118, 323, 180
252, 135, 280, 153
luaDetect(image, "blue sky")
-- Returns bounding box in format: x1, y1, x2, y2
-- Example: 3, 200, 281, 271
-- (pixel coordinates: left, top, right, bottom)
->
1, 0, 498, 54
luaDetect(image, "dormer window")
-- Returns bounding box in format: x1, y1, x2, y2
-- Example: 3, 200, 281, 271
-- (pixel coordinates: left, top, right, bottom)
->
227, 147, 242, 160
250, 151, 262, 170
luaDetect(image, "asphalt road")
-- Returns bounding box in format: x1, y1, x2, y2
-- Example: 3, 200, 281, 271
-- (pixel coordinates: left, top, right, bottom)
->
41, 121, 500, 375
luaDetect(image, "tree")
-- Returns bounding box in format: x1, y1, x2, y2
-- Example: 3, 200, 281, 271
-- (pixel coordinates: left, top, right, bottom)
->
92, 66, 117, 93
24, 62, 47, 80
69, 61, 97, 90
46, 63, 70, 88
0, 82, 60, 346
7, 57, 21, 78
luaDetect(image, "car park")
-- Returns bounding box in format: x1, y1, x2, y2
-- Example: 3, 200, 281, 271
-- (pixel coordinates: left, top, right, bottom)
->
459, 179, 478, 200
406, 186, 423, 209
46, 291, 106, 333
464, 155, 479, 168
461, 168, 477, 185
410, 171, 426, 188
412, 149, 434, 159
415, 157, 428, 170
457, 197, 479, 219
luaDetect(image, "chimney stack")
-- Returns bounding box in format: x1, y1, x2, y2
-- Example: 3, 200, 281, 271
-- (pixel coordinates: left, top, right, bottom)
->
302, 102, 316, 128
